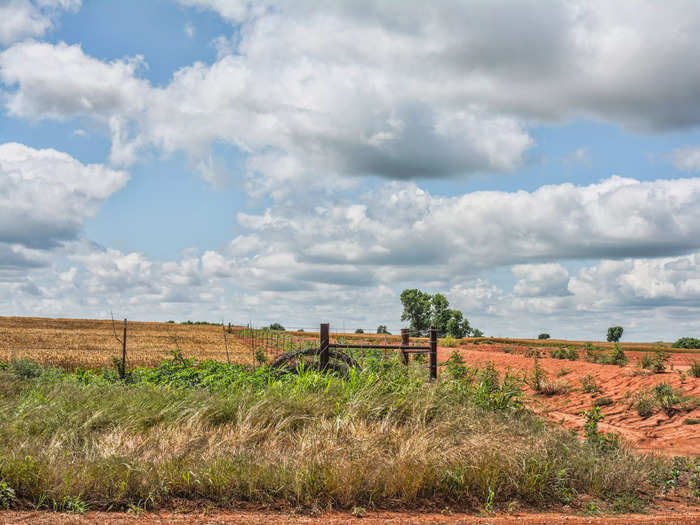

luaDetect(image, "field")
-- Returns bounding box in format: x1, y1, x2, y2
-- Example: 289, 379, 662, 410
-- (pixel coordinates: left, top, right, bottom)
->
1, 316, 700, 523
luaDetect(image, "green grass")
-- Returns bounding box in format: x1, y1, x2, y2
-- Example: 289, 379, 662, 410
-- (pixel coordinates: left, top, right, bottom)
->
0, 355, 692, 513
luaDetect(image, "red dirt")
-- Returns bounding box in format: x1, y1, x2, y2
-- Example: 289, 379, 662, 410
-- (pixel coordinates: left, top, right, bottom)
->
437, 344, 700, 456
3, 508, 700, 524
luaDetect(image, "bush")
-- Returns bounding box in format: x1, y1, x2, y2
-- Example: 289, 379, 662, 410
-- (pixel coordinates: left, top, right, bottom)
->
269, 323, 285, 331
672, 337, 700, 349
689, 361, 700, 378
354, 329, 364, 334
441, 335, 458, 348
610, 344, 628, 366
0, 481, 16, 509
538, 333, 550, 340
581, 374, 600, 394
10, 358, 43, 379
594, 396, 614, 407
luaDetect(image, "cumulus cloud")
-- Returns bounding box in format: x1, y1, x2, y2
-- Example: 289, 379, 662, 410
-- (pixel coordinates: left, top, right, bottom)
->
0, 142, 129, 255
11, 1, 700, 188
0, 0, 80, 46
512, 264, 572, 297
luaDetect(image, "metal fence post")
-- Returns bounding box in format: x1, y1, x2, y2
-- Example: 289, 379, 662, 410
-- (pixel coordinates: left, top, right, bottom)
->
429, 325, 437, 381
320, 323, 329, 370
401, 328, 409, 365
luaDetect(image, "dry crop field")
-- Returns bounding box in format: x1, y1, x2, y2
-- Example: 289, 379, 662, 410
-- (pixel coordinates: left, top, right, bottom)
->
0, 316, 253, 369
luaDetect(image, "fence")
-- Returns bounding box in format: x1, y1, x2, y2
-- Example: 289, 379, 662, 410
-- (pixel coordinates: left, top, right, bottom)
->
228, 322, 438, 380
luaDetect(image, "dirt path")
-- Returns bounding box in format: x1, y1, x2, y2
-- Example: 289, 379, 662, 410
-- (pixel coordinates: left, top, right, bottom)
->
2, 509, 700, 524
437, 343, 700, 456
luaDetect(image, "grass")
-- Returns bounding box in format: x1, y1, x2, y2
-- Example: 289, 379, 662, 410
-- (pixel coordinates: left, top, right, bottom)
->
0, 354, 690, 514
690, 361, 700, 378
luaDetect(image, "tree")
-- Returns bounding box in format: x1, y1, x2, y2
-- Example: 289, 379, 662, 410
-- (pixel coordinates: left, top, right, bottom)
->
606, 326, 623, 342
445, 310, 471, 338
400, 288, 472, 338
471, 328, 484, 338
400, 289, 433, 335
377, 325, 391, 335
538, 333, 550, 340
269, 323, 285, 331
355, 328, 364, 334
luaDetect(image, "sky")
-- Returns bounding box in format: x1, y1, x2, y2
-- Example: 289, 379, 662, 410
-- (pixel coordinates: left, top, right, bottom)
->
3, 1, 700, 340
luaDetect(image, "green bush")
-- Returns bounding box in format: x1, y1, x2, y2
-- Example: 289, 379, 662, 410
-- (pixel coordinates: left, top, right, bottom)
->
610, 344, 628, 366
581, 374, 600, 394
441, 335, 458, 348
672, 337, 700, 349
0, 481, 16, 509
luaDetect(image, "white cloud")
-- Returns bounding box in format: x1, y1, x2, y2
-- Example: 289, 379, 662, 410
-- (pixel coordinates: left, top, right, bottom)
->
184, 23, 194, 38
0, 0, 80, 46
0, 41, 148, 119
512, 264, 572, 297
671, 146, 700, 172
0, 142, 129, 255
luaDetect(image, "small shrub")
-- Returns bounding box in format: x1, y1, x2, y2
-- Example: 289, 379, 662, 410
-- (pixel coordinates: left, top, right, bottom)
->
441, 335, 458, 348
557, 367, 571, 377
549, 347, 567, 359
594, 396, 614, 407
635, 393, 656, 418
639, 353, 654, 370
582, 406, 620, 451
539, 378, 569, 396
538, 333, 550, 340
610, 344, 628, 366
650, 351, 669, 373
10, 358, 42, 379
581, 374, 600, 394
441, 349, 471, 380
689, 361, 700, 378
255, 349, 268, 364
672, 337, 700, 349
526, 357, 545, 392
566, 347, 578, 361
525, 348, 542, 358
684, 418, 700, 425
0, 481, 16, 510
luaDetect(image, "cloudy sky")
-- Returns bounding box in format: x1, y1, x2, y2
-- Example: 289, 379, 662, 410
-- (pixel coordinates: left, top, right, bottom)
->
3, 0, 700, 340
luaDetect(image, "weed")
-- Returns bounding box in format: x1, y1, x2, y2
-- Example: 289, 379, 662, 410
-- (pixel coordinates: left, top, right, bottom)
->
690, 361, 700, 378
526, 357, 545, 392
581, 374, 600, 394
441, 335, 458, 348
557, 367, 571, 377
0, 481, 16, 509
539, 378, 569, 396
582, 407, 620, 452
441, 350, 472, 380
684, 419, 700, 425
594, 396, 613, 407
254, 349, 268, 365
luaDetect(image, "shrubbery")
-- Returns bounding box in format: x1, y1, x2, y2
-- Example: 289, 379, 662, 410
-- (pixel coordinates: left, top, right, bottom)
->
672, 337, 700, 349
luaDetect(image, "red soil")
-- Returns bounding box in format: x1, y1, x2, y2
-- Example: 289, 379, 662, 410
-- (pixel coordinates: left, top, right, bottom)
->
3, 508, 700, 524
437, 344, 700, 456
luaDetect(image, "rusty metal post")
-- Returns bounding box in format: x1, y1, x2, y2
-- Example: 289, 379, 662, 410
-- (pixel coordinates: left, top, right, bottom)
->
121, 318, 127, 379
401, 328, 409, 365
429, 325, 437, 381
320, 323, 329, 370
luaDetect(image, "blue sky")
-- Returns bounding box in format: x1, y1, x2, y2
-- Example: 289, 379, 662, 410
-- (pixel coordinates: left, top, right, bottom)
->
3, 0, 700, 340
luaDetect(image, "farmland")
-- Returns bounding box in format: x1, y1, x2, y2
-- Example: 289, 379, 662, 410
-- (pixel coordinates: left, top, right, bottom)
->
1, 316, 699, 522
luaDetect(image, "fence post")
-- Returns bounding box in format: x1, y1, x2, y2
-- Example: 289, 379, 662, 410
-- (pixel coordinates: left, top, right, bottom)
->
121, 318, 127, 379
429, 325, 437, 381
401, 328, 409, 365
320, 323, 329, 370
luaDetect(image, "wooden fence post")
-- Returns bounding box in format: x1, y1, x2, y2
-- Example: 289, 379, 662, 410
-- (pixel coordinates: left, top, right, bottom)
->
401, 328, 409, 365
429, 325, 437, 381
121, 318, 127, 379
320, 323, 329, 370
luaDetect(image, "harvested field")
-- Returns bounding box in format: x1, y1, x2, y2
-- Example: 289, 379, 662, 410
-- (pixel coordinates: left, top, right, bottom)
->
0, 317, 253, 369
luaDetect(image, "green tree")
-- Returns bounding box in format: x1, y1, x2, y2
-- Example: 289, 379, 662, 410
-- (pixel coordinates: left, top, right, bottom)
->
430, 293, 452, 335
400, 289, 433, 335
445, 310, 471, 338
376, 325, 391, 335
269, 323, 285, 331
538, 333, 550, 340
355, 328, 364, 334
607, 326, 624, 342
471, 328, 484, 338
